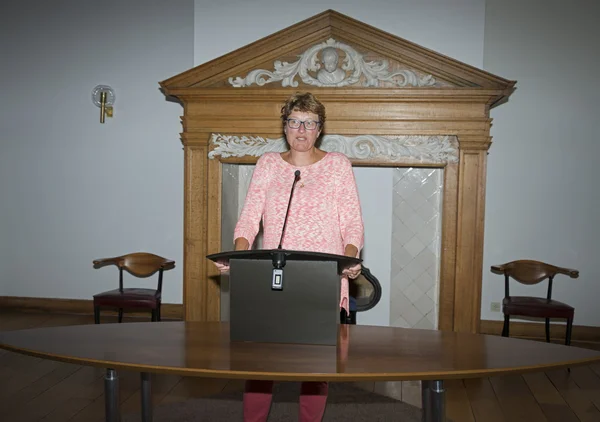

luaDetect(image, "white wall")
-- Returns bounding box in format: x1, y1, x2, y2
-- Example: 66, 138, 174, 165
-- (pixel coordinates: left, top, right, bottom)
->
194, 0, 485, 67
354, 168, 394, 326
0, 0, 194, 302
194, 0, 486, 327
5, 0, 595, 327
481, 0, 600, 325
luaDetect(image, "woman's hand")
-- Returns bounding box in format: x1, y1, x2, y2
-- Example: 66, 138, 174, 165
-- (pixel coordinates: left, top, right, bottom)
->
342, 263, 361, 279
213, 260, 230, 273
342, 243, 361, 279
213, 237, 250, 273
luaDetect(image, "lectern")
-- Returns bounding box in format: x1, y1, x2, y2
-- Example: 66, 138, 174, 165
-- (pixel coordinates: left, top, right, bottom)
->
207, 249, 361, 346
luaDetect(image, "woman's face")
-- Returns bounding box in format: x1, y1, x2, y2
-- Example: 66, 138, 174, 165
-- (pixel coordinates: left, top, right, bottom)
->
284, 110, 322, 153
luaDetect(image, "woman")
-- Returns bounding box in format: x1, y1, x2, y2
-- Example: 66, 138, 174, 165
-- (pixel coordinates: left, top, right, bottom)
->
216, 92, 364, 422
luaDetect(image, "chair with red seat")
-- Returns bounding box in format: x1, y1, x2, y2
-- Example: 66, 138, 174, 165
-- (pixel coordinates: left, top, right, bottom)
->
92, 252, 175, 324
491, 259, 578, 345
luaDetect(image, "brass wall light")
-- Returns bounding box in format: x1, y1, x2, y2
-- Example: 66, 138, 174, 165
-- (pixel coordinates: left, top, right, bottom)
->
92, 85, 115, 124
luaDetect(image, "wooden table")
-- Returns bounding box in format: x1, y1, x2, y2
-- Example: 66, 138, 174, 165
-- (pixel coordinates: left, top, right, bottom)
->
1, 321, 600, 422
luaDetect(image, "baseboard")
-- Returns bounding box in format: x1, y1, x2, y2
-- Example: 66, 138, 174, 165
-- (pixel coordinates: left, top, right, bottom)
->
0, 296, 183, 320
480, 319, 600, 344
2, 296, 598, 342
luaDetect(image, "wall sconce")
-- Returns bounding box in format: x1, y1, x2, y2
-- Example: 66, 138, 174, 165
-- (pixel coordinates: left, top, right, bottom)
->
92, 85, 115, 124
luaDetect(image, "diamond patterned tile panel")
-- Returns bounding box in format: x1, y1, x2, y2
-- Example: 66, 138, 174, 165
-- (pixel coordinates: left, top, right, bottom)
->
414, 316, 435, 330
391, 316, 411, 328
403, 283, 424, 304
391, 221, 414, 245
405, 212, 427, 236
427, 286, 438, 302
404, 258, 428, 281
390, 290, 412, 312
415, 271, 435, 293
427, 263, 439, 278
417, 204, 438, 226
414, 293, 435, 316
416, 221, 437, 246
425, 309, 437, 326
404, 236, 426, 258
390, 168, 443, 330
402, 303, 425, 327
391, 269, 413, 295
391, 240, 414, 268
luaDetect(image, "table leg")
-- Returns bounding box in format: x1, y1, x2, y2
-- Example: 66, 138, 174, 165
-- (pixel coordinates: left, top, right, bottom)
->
422, 380, 431, 419
421, 380, 445, 422
104, 368, 120, 422
141, 372, 153, 421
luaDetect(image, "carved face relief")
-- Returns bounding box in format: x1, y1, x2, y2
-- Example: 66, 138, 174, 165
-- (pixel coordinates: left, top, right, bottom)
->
284, 111, 322, 153
322, 47, 339, 72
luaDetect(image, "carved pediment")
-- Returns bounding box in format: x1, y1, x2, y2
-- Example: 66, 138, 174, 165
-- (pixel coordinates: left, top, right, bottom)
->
228, 37, 453, 89
161, 9, 515, 98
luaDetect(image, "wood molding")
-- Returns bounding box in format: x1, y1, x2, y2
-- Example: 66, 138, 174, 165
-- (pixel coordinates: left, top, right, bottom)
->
0, 296, 183, 320
480, 319, 600, 344
160, 10, 515, 91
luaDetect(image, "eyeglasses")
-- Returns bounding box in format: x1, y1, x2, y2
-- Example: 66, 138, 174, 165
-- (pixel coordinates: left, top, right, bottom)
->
286, 118, 320, 131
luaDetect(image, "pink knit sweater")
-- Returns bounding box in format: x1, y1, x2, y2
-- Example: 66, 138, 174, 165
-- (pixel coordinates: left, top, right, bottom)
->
234, 152, 364, 313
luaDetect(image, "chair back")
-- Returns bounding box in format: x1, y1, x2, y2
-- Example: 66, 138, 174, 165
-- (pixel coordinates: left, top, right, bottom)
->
120, 253, 175, 277
94, 252, 175, 276
491, 259, 578, 299
93, 252, 176, 293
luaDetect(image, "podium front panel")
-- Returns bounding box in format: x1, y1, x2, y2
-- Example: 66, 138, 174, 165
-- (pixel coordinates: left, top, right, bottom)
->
230, 259, 340, 346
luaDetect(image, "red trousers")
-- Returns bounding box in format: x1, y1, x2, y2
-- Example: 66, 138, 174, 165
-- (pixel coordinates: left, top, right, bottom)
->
243, 380, 328, 422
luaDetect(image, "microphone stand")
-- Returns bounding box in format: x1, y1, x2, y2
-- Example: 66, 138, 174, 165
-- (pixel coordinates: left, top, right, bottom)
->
271, 170, 301, 290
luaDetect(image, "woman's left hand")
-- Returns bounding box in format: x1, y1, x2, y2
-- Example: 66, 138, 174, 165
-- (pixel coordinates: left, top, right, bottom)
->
342, 263, 362, 279
342, 244, 361, 279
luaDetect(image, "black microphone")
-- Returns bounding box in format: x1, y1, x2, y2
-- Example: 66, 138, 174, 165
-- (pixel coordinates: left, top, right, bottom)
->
272, 170, 301, 291
277, 170, 301, 250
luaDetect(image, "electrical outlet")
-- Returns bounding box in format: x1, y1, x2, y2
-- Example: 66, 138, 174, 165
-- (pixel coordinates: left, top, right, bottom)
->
490, 302, 501, 312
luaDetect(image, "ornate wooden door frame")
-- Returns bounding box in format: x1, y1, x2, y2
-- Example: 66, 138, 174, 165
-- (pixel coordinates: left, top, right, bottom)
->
160, 10, 515, 333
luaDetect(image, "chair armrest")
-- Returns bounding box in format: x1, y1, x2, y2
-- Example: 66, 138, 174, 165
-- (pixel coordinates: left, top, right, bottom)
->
161, 260, 176, 271
556, 266, 579, 278
490, 264, 506, 274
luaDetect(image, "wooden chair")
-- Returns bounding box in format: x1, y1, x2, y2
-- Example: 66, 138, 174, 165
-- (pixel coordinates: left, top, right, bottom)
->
491, 260, 578, 345
92, 252, 175, 324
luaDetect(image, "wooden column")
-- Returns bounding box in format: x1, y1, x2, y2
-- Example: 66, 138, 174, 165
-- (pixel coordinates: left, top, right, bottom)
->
205, 153, 222, 320
183, 143, 208, 321
438, 162, 458, 332
453, 136, 490, 332
183, 131, 224, 322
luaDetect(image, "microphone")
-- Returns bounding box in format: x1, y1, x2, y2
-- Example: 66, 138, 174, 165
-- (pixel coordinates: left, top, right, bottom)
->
272, 170, 300, 291
277, 170, 301, 250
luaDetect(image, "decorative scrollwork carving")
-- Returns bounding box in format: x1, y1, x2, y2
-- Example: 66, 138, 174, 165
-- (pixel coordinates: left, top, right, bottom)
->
208, 134, 458, 164
228, 38, 438, 88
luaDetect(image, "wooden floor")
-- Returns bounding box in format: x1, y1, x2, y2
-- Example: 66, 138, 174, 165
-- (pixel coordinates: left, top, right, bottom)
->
1, 310, 600, 422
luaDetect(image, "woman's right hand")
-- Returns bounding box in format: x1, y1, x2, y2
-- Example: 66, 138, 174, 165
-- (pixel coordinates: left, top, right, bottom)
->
214, 237, 250, 273
214, 260, 230, 273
